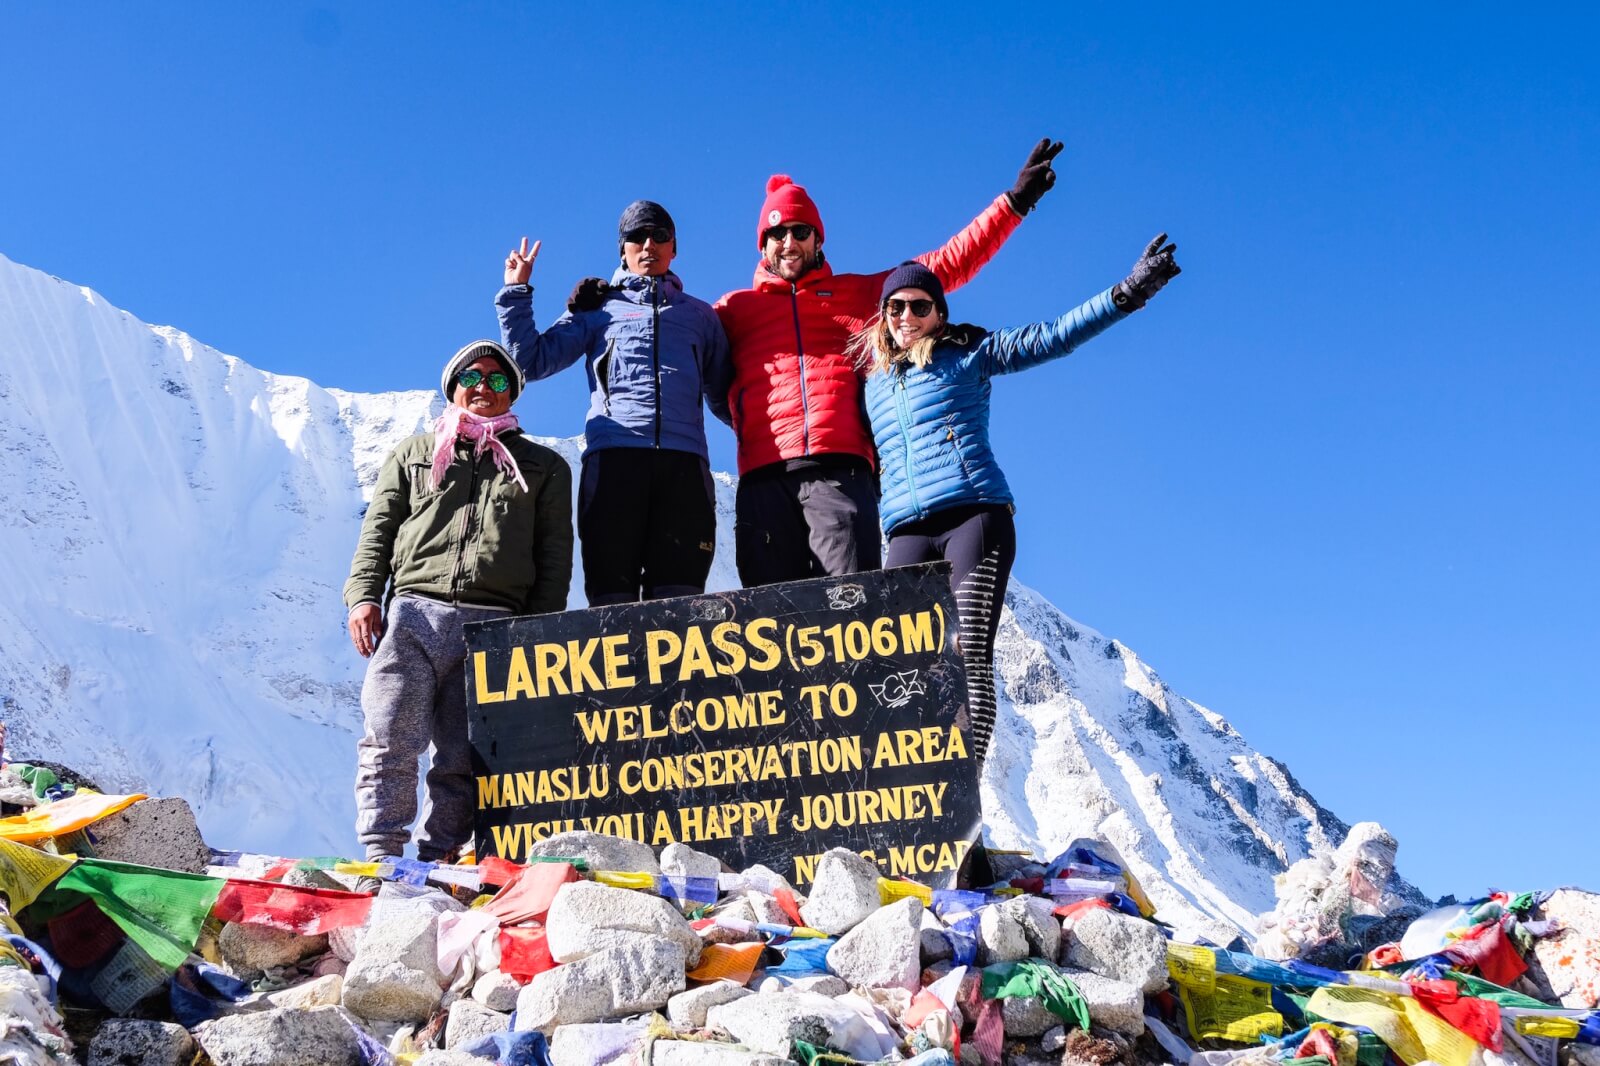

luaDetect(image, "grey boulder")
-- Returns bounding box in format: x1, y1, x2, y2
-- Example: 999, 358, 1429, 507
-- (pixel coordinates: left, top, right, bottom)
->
514, 936, 687, 1030
798, 849, 880, 935
544, 879, 702, 967
826, 896, 922, 991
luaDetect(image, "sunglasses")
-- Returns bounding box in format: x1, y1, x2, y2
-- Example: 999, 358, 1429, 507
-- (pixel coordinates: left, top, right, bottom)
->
623, 226, 675, 245
885, 298, 937, 318
456, 368, 511, 393
763, 222, 815, 244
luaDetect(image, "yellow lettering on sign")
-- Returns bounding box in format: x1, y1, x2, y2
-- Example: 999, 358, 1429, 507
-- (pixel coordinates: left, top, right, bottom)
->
472, 652, 506, 703
789, 782, 948, 831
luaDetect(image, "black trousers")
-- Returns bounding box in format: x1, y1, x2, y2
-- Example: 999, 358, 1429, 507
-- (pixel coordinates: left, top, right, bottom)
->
579, 448, 716, 606
885, 503, 1017, 762
734, 457, 883, 587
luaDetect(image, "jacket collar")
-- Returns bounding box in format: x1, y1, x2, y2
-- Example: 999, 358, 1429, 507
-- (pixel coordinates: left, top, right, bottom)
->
608, 268, 685, 302
750, 258, 835, 293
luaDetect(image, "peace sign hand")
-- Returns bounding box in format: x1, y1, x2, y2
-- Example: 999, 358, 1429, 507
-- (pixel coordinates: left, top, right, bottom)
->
504, 237, 541, 286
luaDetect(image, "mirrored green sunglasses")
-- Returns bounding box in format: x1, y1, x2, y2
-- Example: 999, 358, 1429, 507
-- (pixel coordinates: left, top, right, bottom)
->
456, 368, 511, 393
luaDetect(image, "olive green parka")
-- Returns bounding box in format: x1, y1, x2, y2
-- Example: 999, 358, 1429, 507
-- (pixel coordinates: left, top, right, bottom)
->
343, 431, 573, 615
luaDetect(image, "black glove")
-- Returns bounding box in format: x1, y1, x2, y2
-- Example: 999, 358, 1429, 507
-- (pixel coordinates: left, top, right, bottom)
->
1112, 234, 1181, 312
567, 277, 615, 314
1006, 138, 1064, 215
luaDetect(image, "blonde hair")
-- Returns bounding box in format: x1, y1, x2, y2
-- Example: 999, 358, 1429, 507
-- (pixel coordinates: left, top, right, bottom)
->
848, 312, 945, 375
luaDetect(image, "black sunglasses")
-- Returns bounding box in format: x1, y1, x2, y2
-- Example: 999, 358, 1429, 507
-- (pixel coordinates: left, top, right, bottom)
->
623, 226, 675, 245
456, 368, 511, 393
763, 222, 815, 244
885, 298, 936, 318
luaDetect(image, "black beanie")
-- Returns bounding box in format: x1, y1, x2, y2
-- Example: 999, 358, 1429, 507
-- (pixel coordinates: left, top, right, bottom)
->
617, 200, 676, 254
880, 261, 948, 319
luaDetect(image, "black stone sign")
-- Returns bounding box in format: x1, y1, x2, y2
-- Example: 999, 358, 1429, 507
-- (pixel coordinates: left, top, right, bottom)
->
464, 563, 982, 887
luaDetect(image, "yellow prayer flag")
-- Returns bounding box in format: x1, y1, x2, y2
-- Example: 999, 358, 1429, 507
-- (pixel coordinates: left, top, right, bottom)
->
1177, 973, 1282, 1043
0, 836, 76, 910
1515, 1016, 1581, 1039
593, 870, 655, 891
1305, 985, 1480, 1066
0, 792, 147, 843
880, 878, 933, 906
1167, 941, 1217, 992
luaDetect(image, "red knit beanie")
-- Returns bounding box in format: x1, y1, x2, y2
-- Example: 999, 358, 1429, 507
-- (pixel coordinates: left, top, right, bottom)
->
757, 174, 824, 248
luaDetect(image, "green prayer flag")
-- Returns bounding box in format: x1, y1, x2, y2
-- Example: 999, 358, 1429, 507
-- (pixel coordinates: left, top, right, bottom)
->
31, 858, 224, 970
981, 958, 1092, 1033
1449, 970, 1551, 1010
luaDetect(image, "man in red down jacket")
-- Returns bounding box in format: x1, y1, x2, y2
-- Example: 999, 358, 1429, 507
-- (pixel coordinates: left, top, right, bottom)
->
716, 138, 1063, 587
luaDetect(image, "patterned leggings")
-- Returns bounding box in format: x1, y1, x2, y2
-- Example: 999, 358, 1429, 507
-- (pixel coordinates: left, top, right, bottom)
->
884, 504, 1018, 761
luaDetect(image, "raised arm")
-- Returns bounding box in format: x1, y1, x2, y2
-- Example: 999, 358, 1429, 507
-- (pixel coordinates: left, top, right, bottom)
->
902, 138, 1064, 295
978, 233, 1182, 378
494, 236, 599, 381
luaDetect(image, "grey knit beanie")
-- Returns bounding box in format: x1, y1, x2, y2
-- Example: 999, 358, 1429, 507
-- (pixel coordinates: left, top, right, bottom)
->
441, 340, 523, 404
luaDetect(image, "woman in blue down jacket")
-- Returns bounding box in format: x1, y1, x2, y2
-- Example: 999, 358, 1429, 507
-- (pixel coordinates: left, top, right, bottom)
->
858, 237, 1181, 761
498, 201, 732, 606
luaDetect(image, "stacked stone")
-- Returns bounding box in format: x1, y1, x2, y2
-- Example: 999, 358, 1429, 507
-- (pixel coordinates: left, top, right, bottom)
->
45, 822, 1186, 1065
18, 805, 1600, 1066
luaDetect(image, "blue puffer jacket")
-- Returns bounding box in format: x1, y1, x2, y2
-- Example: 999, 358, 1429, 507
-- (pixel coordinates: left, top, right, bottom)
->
866, 287, 1127, 534
496, 269, 732, 461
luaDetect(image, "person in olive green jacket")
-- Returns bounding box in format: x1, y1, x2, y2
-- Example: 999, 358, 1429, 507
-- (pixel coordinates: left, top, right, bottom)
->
343, 339, 573, 866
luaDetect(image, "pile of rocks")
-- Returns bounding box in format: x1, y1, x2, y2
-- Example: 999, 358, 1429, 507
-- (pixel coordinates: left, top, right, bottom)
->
5, 790, 1600, 1066
2, 805, 1184, 1065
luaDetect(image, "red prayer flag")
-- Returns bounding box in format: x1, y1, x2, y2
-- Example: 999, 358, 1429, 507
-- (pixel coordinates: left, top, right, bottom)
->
47, 899, 124, 968
211, 878, 373, 935
481, 862, 578, 925
1295, 1028, 1340, 1062
1054, 897, 1114, 919
774, 887, 805, 927
971, 998, 1005, 1066
1446, 919, 1528, 989
498, 926, 554, 983
478, 856, 524, 888
1410, 978, 1504, 1051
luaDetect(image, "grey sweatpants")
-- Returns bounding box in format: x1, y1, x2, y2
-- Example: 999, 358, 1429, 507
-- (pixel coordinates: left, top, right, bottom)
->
354, 595, 504, 861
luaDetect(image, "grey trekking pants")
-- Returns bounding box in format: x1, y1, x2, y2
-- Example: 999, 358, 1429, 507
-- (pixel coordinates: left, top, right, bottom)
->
354, 595, 504, 861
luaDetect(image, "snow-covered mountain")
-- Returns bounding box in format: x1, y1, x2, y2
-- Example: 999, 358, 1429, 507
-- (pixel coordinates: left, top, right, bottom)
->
0, 251, 1364, 939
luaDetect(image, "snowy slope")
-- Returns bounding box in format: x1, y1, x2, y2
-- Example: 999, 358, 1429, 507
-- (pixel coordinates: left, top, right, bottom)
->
0, 251, 1362, 936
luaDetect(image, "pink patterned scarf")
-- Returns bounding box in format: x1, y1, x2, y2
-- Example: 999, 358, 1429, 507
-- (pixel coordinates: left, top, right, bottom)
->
429, 405, 528, 492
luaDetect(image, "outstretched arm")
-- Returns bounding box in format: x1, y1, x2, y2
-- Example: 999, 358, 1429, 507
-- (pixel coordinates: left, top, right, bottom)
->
979, 233, 1182, 377
901, 138, 1064, 295
495, 236, 598, 381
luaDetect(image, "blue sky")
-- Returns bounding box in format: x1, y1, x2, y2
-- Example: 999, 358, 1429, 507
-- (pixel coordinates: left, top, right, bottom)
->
4, 5, 1596, 901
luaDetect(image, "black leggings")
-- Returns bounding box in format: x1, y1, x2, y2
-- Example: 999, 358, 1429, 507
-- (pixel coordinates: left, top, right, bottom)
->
884, 503, 1017, 762
578, 448, 716, 606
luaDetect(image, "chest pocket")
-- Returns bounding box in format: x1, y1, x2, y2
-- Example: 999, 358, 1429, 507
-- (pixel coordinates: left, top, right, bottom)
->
491, 461, 543, 513
408, 463, 442, 502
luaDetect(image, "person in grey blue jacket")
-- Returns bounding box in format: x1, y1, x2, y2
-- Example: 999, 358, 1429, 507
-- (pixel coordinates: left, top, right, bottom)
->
497, 201, 733, 606
859, 237, 1181, 761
